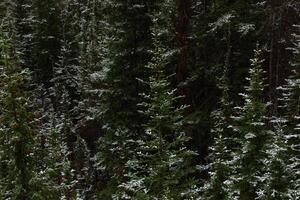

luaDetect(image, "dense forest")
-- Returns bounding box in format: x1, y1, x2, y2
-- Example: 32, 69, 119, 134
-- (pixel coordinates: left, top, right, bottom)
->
0, 0, 300, 199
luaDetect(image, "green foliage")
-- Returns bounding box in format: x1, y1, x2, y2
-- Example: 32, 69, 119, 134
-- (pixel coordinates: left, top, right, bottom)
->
1, 1, 300, 199
277, 25, 300, 198
201, 17, 234, 200
117, 1, 199, 199
95, 0, 156, 198
0, 18, 55, 199
261, 122, 295, 200
231, 46, 270, 199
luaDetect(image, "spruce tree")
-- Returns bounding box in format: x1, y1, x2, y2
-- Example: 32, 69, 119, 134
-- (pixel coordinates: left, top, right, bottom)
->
260, 121, 296, 200
263, 27, 300, 198
39, 90, 77, 200
77, 0, 103, 122
118, 1, 198, 199
231, 46, 270, 200
0, 15, 55, 199
95, 0, 155, 198
276, 24, 300, 198
202, 22, 234, 200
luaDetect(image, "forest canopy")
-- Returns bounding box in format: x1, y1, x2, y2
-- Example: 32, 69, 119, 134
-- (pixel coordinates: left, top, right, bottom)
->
0, 0, 300, 199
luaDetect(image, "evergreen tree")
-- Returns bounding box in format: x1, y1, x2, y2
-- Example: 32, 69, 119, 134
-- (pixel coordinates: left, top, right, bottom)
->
11, 0, 34, 69
95, 0, 155, 198
77, 0, 103, 123
0, 15, 55, 199
40, 90, 77, 199
231, 46, 270, 200
202, 21, 234, 200
51, 0, 80, 113
29, 103, 76, 200
260, 121, 296, 200
277, 24, 300, 198
118, 1, 198, 199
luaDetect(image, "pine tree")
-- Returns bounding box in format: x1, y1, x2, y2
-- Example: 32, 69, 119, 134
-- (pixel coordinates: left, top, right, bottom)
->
117, 1, 198, 199
77, 0, 103, 122
262, 27, 300, 198
38, 90, 77, 200
0, 15, 56, 199
231, 45, 270, 200
276, 24, 300, 198
260, 121, 296, 200
202, 22, 234, 200
24, 103, 77, 200
51, 0, 80, 113
95, 0, 155, 198
11, 0, 34, 69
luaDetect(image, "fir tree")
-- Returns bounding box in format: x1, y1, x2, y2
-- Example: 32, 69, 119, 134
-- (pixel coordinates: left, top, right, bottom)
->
202, 22, 234, 200
260, 121, 296, 200
118, 1, 198, 199
11, 0, 34, 69
0, 15, 56, 199
24, 104, 76, 200
95, 0, 155, 198
77, 0, 105, 125
51, 0, 80, 113
276, 24, 300, 198
231, 45, 270, 200
38, 91, 77, 200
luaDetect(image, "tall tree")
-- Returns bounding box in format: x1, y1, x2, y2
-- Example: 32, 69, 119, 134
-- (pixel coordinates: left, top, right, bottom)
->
277, 24, 300, 197
202, 18, 234, 200
95, 0, 155, 198
11, 0, 34, 69
0, 15, 54, 199
119, 1, 198, 198
231, 46, 270, 200
261, 122, 295, 199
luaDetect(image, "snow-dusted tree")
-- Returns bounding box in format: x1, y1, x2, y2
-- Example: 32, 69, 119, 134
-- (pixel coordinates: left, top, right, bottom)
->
116, 1, 199, 199
230, 46, 270, 200
77, 0, 103, 122
276, 24, 300, 198
0, 16, 57, 199
39, 89, 78, 199
10, 0, 34, 70
94, 0, 156, 198
259, 120, 296, 200
32, 106, 75, 200
51, 0, 80, 113
202, 23, 234, 200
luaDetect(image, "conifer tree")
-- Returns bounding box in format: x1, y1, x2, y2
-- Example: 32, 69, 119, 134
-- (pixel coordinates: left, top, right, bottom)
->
52, 0, 80, 113
55, 87, 93, 199
231, 46, 270, 200
277, 24, 300, 198
95, 0, 155, 198
260, 121, 296, 200
77, 0, 104, 123
202, 23, 233, 200
0, 15, 56, 199
39, 92, 77, 200
262, 27, 300, 198
117, 1, 199, 199
11, 0, 34, 69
